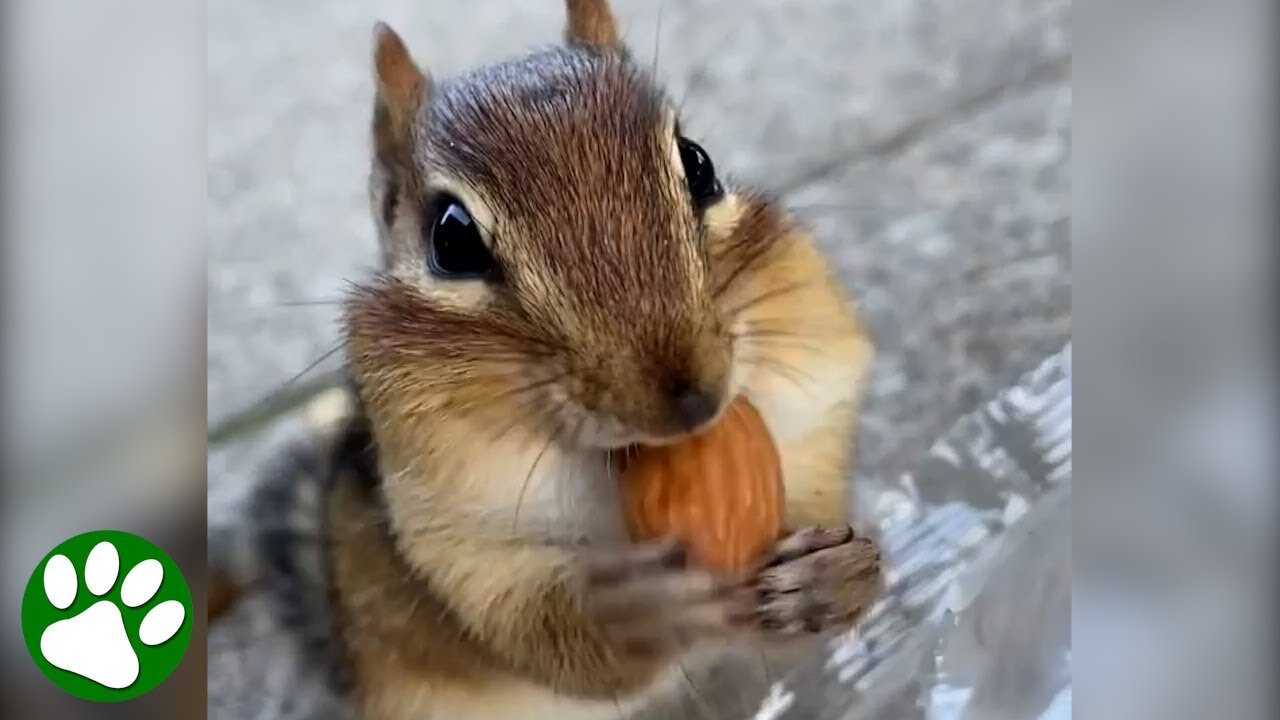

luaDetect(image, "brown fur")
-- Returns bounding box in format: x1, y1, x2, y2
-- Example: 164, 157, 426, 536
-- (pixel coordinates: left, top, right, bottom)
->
332, 2, 879, 718
372, 23, 427, 143
564, 0, 622, 49
328, 462, 677, 716
360, 41, 730, 441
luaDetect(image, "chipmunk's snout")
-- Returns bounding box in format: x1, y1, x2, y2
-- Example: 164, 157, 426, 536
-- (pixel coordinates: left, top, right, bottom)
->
644, 330, 734, 438
668, 377, 722, 432
561, 316, 733, 446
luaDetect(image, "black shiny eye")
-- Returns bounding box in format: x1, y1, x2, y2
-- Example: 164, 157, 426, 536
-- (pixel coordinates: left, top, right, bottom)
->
677, 137, 723, 206
425, 199, 495, 279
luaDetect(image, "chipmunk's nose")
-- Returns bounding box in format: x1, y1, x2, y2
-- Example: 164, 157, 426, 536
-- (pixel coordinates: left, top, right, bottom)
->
668, 378, 722, 432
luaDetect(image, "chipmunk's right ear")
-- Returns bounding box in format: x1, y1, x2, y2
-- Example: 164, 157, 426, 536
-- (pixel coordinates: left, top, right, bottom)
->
564, 0, 621, 49
372, 22, 428, 145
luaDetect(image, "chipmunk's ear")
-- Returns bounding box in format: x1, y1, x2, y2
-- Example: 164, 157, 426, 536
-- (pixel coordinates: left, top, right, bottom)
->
564, 0, 620, 49
372, 22, 428, 143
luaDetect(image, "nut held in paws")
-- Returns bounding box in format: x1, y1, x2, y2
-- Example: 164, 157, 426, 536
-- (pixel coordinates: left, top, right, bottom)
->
618, 396, 784, 572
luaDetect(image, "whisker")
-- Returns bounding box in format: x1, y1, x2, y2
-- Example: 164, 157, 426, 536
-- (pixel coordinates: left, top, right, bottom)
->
675, 19, 743, 116
485, 399, 544, 445
341, 275, 373, 296
741, 355, 815, 391
651, 1, 665, 79
732, 330, 839, 353
276, 299, 346, 308
481, 380, 568, 445
734, 334, 842, 352
732, 328, 826, 343
279, 341, 345, 390
721, 279, 809, 319
712, 225, 792, 300
732, 333, 837, 358
764, 355, 820, 384
510, 419, 563, 533
208, 346, 346, 444
476, 374, 564, 408
737, 327, 844, 345
736, 317, 843, 332
603, 448, 618, 501
735, 342, 838, 367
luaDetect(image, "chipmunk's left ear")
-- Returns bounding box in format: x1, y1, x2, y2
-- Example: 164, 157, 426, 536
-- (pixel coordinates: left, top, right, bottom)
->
372, 22, 429, 144
564, 0, 621, 49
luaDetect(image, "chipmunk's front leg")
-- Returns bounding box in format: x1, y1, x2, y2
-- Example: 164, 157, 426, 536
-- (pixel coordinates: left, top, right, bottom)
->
431, 535, 757, 703
328, 475, 746, 716
416, 533, 747, 698
748, 399, 884, 639
749, 526, 882, 636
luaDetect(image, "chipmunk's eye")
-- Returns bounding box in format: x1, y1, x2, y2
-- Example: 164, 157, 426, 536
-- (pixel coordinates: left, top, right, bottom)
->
425, 199, 495, 279
677, 137, 723, 206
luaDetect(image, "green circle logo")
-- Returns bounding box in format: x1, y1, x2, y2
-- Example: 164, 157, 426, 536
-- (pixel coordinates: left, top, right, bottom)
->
20, 530, 193, 701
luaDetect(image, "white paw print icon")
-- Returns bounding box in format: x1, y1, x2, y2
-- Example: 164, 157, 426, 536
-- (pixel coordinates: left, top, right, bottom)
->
39, 540, 186, 689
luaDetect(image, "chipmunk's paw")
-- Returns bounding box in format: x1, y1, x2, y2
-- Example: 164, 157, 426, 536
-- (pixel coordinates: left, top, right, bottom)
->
581, 539, 750, 660
747, 526, 882, 637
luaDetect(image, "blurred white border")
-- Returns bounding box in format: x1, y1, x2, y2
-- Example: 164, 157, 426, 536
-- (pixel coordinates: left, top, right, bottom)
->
3, 2, 207, 717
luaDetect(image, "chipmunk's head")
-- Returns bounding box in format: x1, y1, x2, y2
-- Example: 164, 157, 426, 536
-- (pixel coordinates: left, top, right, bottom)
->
347, 0, 776, 448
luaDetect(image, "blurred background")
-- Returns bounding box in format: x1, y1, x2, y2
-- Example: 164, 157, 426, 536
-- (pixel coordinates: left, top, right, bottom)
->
2, 0, 1273, 718
5, 0, 206, 717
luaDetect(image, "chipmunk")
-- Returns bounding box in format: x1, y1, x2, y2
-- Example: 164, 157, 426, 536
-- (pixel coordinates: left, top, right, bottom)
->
211, 2, 882, 718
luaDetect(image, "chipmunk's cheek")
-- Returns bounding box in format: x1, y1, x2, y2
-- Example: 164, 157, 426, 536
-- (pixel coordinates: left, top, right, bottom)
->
543, 378, 627, 447
548, 384, 677, 449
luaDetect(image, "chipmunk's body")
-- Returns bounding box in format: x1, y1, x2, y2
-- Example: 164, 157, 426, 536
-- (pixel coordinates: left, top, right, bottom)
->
215, 3, 881, 718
